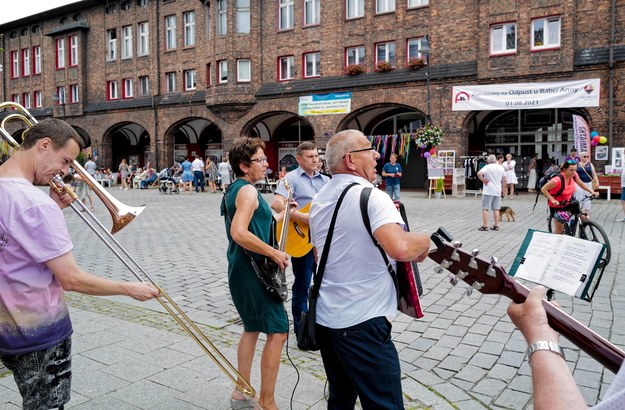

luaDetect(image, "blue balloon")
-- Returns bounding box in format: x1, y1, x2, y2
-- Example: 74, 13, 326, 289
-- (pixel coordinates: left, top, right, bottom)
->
590, 131, 599, 138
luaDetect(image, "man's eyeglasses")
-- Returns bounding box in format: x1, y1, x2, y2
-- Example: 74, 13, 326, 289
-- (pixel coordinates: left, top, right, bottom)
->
250, 156, 268, 164
343, 146, 375, 159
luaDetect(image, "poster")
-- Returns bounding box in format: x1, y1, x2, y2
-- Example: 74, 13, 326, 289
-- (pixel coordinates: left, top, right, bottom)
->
612, 148, 624, 170
594, 146, 608, 161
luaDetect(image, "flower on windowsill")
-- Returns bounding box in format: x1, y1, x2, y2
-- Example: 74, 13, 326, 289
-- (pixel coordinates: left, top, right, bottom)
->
414, 124, 444, 147
407, 57, 426, 71
345, 64, 365, 76
375, 61, 395, 73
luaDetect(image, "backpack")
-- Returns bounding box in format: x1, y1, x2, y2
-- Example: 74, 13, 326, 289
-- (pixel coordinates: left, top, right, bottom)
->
532, 171, 565, 212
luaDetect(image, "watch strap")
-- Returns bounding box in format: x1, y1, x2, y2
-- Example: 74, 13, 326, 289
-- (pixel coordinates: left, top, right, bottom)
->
526, 340, 565, 362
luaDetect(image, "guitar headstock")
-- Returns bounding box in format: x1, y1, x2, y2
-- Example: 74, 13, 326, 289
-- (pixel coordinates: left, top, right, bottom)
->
429, 227, 521, 300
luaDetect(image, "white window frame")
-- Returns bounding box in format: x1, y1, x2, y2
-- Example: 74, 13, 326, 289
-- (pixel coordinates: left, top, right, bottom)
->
304, 0, 320, 26
304, 52, 320, 78
531, 16, 561, 50
217, 0, 227, 36
166, 72, 177, 92
237, 0, 250, 34
12, 94, 20, 105
22, 48, 30, 76
346, 0, 364, 19
375, 41, 395, 64
69, 36, 78, 66
376, 0, 395, 14
11, 51, 18, 78
108, 81, 118, 100
56, 86, 66, 104
279, 0, 294, 30
56, 38, 66, 69
107, 29, 117, 61
121, 26, 133, 59
218, 60, 228, 84
407, 0, 428, 7
70, 84, 79, 103
139, 76, 150, 96
33, 46, 41, 74
123, 78, 134, 98
237, 59, 251, 82
490, 22, 517, 55
22, 93, 31, 108
184, 12, 196, 46
346, 46, 365, 65
137, 22, 149, 56
34, 91, 43, 107
406, 37, 427, 59
184, 69, 197, 90
278, 56, 294, 80
165, 15, 177, 49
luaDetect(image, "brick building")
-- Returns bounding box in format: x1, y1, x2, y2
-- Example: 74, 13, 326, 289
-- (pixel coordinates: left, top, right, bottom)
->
1, 0, 624, 188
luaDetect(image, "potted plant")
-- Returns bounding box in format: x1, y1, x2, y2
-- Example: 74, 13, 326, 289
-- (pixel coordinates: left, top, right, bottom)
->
407, 57, 426, 71
375, 61, 395, 73
414, 124, 444, 148
434, 178, 444, 199
345, 64, 364, 76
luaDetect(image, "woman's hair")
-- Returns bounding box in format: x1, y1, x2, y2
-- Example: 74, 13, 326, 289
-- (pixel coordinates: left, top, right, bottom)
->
228, 137, 265, 177
560, 159, 577, 171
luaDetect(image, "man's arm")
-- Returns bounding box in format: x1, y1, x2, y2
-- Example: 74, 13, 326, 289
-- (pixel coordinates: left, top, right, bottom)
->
374, 223, 430, 263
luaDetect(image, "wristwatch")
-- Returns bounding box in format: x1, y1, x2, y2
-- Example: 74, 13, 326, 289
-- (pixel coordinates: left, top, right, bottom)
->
526, 340, 565, 362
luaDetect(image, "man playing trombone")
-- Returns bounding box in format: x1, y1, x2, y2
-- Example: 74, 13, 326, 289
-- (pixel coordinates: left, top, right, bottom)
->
0, 119, 159, 410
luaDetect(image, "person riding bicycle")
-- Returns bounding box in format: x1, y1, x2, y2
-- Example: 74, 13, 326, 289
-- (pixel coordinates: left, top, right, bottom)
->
541, 159, 598, 234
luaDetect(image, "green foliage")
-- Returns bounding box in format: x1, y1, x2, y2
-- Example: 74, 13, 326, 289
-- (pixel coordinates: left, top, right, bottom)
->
435, 178, 444, 192
75, 151, 86, 166
415, 124, 444, 147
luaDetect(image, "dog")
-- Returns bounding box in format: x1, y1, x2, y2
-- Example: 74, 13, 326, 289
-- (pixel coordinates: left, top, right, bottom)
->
499, 206, 516, 222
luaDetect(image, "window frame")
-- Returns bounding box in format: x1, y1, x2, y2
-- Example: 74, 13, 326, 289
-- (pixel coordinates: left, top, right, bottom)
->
69, 35, 79, 66
304, 0, 320, 26
107, 29, 117, 61
122, 78, 134, 98
531, 16, 561, 51
279, 0, 294, 31
34, 91, 43, 108
218, 60, 228, 84
406, 37, 427, 60
278, 55, 295, 81
56, 38, 66, 69
165, 15, 177, 50
69, 84, 79, 103
10, 51, 18, 78
22, 48, 30, 76
375, 41, 396, 65
184, 69, 197, 90
33, 46, 41, 75
217, 0, 227, 36
375, 0, 395, 14
303, 51, 320, 78
56, 86, 66, 104
407, 0, 428, 8
346, 0, 364, 19
166, 72, 177, 92
139, 76, 150, 96
183, 11, 196, 47
22, 93, 31, 108
237, 59, 251, 83
137, 22, 149, 56
107, 81, 118, 100
122, 25, 133, 59
237, 0, 251, 33
490, 22, 517, 56
345, 45, 365, 66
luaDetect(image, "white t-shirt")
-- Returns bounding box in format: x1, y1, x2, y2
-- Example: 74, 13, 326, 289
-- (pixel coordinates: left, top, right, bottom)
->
480, 163, 506, 196
310, 174, 404, 329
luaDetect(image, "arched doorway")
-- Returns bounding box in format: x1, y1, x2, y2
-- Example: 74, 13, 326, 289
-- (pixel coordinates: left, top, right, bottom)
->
105, 122, 150, 171
168, 118, 222, 165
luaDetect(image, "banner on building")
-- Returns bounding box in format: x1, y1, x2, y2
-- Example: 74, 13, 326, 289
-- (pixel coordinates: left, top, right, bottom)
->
298, 92, 352, 116
572, 115, 591, 155
452, 79, 601, 111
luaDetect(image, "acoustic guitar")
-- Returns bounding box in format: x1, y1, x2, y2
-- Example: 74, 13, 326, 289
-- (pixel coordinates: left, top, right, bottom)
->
429, 227, 624, 374
276, 202, 312, 257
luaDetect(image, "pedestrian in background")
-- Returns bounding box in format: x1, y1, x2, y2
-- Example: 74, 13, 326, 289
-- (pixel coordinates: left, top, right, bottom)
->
382, 153, 402, 200
192, 156, 206, 193
205, 156, 218, 193
503, 153, 518, 198
619, 170, 625, 222
527, 153, 538, 192
477, 154, 507, 231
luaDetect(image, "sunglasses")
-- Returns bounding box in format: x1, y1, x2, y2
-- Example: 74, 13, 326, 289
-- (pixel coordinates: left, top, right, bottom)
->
565, 159, 577, 165
342, 146, 375, 159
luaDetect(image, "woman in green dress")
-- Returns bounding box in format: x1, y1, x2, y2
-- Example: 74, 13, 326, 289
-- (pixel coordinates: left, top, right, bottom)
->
222, 137, 289, 410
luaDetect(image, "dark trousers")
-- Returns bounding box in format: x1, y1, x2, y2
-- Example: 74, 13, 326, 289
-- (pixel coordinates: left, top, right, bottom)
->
193, 171, 205, 192
291, 250, 315, 335
317, 317, 404, 410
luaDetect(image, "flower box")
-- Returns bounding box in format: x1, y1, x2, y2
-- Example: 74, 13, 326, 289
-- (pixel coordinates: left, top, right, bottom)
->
407, 58, 426, 71
345, 64, 364, 76
375, 61, 395, 73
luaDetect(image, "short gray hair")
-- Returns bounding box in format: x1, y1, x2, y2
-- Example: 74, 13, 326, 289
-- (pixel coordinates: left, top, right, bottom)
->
487, 154, 497, 164
326, 130, 363, 173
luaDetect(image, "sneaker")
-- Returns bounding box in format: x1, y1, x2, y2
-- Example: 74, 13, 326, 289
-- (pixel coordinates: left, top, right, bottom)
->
617, 217, 625, 222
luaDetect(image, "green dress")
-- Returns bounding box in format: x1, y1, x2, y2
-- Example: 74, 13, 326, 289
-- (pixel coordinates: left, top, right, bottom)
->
221, 179, 288, 334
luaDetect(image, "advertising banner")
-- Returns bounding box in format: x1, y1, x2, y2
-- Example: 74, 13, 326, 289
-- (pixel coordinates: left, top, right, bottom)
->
298, 92, 352, 116
572, 115, 591, 155
452, 79, 601, 111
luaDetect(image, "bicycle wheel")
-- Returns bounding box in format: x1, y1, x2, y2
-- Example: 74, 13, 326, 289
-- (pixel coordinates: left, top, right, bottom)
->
578, 220, 611, 267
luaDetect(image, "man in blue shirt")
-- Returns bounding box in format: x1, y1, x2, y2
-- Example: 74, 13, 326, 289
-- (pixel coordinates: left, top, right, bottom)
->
271, 142, 328, 336
382, 153, 402, 200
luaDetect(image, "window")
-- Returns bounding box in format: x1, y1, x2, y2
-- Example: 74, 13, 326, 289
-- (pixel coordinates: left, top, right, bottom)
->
122, 25, 133, 58
107, 81, 118, 100
34, 91, 43, 107
304, 0, 320, 25
489, 23, 516, 55
11, 94, 20, 104
121, 1, 131, 10
139, 76, 150, 96
279, 0, 294, 30
304, 52, 320, 77
206, 63, 212, 86
218, 60, 228, 83
531, 16, 561, 50
33, 46, 41, 74
278, 56, 294, 80
217, 0, 227, 35
184, 12, 196, 46
346, 46, 365, 65
407, 0, 428, 7
56, 87, 66, 104
375, 41, 395, 64
137, 0, 148, 6
122, 78, 134, 98
56, 38, 66, 69
406, 37, 427, 59
69, 36, 78, 66
22, 49, 30, 76
166, 72, 176, 92
376, 0, 395, 13
237, 59, 251, 82
184, 69, 197, 90
70, 84, 79, 103
237, 0, 250, 33
10, 51, 18, 78
165, 15, 176, 49
22, 93, 31, 108
107, 29, 117, 61
346, 0, 364, 18
138, 22, 149, 56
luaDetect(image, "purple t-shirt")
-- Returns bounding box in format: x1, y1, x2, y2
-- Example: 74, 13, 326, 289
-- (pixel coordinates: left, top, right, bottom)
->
0, 178, 73, 354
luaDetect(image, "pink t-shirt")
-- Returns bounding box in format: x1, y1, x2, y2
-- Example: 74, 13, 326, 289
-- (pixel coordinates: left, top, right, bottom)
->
0, 178, 73, 354
548, 173, 579, 208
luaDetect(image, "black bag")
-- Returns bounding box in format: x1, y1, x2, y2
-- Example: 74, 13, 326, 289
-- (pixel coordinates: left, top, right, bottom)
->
296, 183, 358, 352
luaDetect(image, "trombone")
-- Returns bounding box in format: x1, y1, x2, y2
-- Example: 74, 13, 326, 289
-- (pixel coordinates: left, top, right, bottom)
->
0, 102, 256, 397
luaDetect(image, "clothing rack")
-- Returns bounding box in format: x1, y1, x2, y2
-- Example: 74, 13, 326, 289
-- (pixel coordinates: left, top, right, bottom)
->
460, 155, 486, 195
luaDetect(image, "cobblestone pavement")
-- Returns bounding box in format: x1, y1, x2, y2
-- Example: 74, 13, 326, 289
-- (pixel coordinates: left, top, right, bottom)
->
1, 188, 624, 409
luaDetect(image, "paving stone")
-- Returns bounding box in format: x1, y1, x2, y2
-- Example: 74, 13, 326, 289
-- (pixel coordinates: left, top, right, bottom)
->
493, 388, 532, 409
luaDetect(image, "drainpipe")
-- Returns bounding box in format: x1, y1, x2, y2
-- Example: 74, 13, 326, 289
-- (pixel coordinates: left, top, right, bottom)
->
608, 0, 615, 148
154, 0, 161, 169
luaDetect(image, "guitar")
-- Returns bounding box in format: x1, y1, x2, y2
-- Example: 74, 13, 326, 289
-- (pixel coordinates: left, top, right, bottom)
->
276, 201, 312, 257
429, 227, 624, 374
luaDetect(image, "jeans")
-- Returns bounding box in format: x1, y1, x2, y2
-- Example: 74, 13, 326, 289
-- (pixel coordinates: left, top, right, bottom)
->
386, 184, 400, 201
317, 317, 404, 409
193, 171, 205, 192
140, 175, 157, 189
291, 250, 315, 335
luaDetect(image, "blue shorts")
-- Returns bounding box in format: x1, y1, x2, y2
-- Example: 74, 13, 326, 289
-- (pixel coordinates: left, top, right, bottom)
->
621, 188, 625, 201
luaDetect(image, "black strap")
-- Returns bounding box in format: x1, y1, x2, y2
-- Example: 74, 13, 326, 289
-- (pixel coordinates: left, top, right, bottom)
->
359, 187, 400, 305
309, 182, 359, 300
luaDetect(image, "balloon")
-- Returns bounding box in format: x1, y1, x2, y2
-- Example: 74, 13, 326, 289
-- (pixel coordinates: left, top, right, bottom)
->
591, 140, 599, 146
593, 135, 601, 142
591, 131, 599, 138
429, 147, 437, 155
599, 136, 607, 144
420, 144, 428, 149
424, 152, 431, 159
